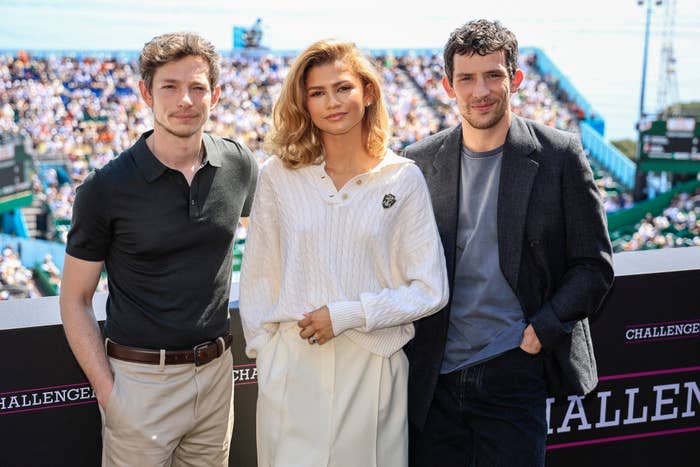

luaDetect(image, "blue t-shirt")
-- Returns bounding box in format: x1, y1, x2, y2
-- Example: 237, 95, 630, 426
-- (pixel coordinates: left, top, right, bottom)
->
441, 145, 526, 373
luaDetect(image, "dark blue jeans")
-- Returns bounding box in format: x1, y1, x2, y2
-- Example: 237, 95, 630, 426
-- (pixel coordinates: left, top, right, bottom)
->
410, 348, 547, 467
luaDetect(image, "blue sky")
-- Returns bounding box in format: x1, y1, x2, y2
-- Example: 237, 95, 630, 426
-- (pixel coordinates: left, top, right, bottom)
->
2, 0, 699, 140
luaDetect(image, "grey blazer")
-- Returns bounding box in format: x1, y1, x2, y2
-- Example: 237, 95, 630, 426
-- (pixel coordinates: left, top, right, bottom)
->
404, 115, 614, 430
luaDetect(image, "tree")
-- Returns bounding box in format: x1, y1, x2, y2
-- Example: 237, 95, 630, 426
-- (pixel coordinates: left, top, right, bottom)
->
611, 139, 636, 160
665, 101, 700, 118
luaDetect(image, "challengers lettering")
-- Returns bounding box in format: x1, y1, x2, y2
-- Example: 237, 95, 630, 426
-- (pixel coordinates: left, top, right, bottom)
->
625, 321, 700, 342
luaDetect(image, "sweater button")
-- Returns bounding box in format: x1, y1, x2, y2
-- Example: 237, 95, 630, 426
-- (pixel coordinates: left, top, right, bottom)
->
342, 193, 349, 200
356, 179, 363, 185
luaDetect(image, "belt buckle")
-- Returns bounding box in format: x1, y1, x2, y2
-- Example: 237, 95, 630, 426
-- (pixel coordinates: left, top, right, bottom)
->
193, 341, 215, 366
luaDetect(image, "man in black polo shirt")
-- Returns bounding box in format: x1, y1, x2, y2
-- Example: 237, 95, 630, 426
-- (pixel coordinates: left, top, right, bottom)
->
60, 32, 257, 466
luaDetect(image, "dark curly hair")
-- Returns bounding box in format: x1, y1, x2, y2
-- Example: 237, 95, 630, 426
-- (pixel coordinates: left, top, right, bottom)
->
443, 19, 518, 85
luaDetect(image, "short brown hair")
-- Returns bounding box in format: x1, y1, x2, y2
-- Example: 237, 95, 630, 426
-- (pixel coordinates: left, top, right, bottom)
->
139, 32, 221, 90
265, 39, 389, 168
443, 19, 518, 85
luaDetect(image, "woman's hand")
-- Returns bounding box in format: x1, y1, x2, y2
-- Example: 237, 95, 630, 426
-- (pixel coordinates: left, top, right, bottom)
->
298, 306, 335, 345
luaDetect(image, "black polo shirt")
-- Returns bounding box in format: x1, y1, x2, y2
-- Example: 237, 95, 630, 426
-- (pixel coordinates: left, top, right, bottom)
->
66, 131, 258, 349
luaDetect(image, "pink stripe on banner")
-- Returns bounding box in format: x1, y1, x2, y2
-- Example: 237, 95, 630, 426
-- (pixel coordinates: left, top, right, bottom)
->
546, 426, 700, 450
234, 381, 258, 387
625, 334, 699, 344
598, 365, 700, 382
0, 382, 91, 396
233, 363, 256, 368
0, 400, 96, 417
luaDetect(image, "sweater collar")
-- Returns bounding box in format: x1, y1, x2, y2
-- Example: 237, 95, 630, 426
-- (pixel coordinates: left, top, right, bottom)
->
367, 149, 413, 173
318, 149, 412, 174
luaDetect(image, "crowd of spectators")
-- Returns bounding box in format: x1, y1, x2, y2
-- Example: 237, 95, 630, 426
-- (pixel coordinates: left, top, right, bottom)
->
373, 55, 443, 152
0, 246, 40, 300
613, 189, 700, 252
586, 155, 635, 213
0, 48, 653, 298
397, 52, 584, 133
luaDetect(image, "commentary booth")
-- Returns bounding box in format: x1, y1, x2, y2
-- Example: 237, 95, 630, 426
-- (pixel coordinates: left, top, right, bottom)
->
1, 247, 699, 466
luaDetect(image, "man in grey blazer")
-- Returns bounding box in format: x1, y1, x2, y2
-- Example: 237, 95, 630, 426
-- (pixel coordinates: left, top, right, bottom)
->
404, 19, 614, 467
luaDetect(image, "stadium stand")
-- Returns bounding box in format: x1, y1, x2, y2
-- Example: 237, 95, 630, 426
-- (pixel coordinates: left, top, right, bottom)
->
0, 245, 41, 300
0, 49, 695, 296
609, 180, 700, 252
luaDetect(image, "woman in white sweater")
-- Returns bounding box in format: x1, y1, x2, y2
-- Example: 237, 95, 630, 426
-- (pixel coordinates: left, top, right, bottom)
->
239, 40, 448, 467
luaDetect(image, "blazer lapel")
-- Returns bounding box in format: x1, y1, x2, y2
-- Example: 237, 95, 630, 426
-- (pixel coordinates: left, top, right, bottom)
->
425, 126, 462, 289
498, 115, 539, 291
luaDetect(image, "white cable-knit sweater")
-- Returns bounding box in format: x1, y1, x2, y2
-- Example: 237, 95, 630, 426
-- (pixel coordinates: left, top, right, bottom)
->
239, 151, 449, 358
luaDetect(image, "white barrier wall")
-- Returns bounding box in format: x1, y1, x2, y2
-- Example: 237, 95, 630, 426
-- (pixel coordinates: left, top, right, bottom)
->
1, 248, 699, 467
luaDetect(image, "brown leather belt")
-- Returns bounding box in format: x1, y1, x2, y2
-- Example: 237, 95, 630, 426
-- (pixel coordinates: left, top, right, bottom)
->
106, 334, 233, 367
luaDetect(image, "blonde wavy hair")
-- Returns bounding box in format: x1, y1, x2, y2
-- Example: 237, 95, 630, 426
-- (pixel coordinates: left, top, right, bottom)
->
265, 40, 389, 168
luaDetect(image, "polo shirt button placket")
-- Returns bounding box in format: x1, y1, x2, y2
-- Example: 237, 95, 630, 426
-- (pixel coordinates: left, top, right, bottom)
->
190, 197, 199, 218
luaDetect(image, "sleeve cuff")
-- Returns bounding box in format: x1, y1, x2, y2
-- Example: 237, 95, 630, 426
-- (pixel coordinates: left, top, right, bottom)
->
529, 302, 567, 350
65, 246, 106, 263
327, 301, 366, 336
245, 332, 272, 359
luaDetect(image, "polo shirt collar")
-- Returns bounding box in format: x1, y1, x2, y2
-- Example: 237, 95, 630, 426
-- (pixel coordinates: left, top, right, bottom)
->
132, 130, 221, 183
202, 133, 223, 167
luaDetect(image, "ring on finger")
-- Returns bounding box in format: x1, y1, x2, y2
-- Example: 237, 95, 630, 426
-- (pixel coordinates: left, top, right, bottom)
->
309, 336, 318, 344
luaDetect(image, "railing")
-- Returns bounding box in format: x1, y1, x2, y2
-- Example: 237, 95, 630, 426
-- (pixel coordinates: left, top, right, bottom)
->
580, 122, 637, 190
518, 48, 636, 190
523, 47, 604, 134
1, 209, 30, 238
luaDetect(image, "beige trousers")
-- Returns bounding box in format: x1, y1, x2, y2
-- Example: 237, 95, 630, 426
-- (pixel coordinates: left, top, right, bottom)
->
99, 349, 234, 467
256, 323, 408, 467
